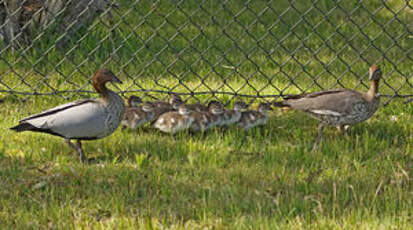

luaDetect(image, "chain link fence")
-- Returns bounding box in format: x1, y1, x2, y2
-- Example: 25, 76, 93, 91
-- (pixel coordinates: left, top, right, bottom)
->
0, 0, 412, 105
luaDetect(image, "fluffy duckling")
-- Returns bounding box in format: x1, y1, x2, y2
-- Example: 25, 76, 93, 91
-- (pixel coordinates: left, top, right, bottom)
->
186, 102, 209, 113
127, 96, 143, 108
220, 100, 249, 127
238, 103, 272, 130
122, 102, 155, 130
154, 104, 194, 134
190, 101, 225, 132
153, 94, 183, 119
121, 96, 142, 125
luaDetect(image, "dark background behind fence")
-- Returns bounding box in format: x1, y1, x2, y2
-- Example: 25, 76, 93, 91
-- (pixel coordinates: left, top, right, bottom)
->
0, 0, 412, 104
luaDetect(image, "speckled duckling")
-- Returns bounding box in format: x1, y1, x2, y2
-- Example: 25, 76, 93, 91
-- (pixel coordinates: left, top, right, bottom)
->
122, 102, 155, 130
238, 103, 272, 130
186, 102, 209, 113
190, 101, 225, 132
154, 104, 194, 134
126, 96, 143, 108
220, 100, 249, 127
153, 94, 183, 119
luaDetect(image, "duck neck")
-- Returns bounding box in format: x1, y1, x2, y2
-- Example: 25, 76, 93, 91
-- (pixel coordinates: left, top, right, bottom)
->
94, 81, 109, 99
366, 79, 379, 100
260, 110, 268, 117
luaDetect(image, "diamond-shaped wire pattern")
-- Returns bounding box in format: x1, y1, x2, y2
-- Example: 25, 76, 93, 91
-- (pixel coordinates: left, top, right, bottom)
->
0, 0, 411, 104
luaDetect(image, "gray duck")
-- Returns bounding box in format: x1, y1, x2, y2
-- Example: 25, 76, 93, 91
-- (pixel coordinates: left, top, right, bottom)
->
10, 69, 124, 163
273, 65, 382, 144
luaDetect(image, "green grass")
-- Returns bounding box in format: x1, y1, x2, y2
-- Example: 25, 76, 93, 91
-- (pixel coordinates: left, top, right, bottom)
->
0, 92, 412, 229
0, 0, 412, 228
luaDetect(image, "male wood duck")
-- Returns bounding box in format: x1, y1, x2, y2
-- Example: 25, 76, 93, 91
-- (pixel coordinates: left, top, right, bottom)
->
10, 69, 124, 163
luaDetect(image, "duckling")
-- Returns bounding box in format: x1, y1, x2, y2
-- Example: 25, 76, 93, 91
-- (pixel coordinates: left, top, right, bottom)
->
127, 96, 143, 108
121, 96, 142, 129
190, 101, 225, 132
238, 103, 272, 130
154, 104, 194, 134
220, 100, 249, 127
206, 100, 225, 127
122, 102, 155, 130
153, 94, 183, 119
186, 102, 209, 112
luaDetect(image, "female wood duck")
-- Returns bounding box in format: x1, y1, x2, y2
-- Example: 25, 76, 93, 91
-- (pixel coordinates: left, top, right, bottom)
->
273, 65, 382, 143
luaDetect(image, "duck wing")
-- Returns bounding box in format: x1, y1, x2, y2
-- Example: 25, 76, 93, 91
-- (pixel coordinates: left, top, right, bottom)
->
284, 89, 367, 115
12, 99, 111, 139
19, 99, 96, 122
283, 89, 347, 100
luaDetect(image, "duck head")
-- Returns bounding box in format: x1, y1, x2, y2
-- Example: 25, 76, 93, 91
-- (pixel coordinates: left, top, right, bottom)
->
208, 101, 224, 115
178, 105, 191, 115
234, 100, 248, 112
142, 102, 155, 112
258, 103, 272, 113
127, 96, 142, 107
369, 65, 382, 82
169, 95, 183, 110
93, 69, 122, 95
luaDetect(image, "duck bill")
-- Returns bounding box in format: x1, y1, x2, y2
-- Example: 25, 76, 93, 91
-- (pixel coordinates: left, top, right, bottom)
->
112, 75, 123, 84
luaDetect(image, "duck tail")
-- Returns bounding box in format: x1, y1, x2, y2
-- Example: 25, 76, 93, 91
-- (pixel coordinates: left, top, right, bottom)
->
272, 101, 290, 108
10, 122, 35, 132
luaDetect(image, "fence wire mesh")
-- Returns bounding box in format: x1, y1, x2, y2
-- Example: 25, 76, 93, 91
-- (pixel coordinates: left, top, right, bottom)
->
0, 0, 412, 105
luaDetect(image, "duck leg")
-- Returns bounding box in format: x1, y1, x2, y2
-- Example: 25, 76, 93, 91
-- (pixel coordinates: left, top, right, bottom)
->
312, 123, 324, 151
344, 125, 351, 134
65, 139, 86, 163
76, 140, 86, 163
336, 125, 344, 133
259, 125, 267, 136
336, 125, 351, 134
